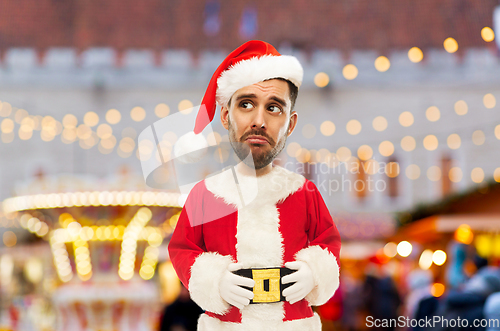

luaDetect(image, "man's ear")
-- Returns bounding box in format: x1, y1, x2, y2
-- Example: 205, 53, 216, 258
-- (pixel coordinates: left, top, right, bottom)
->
221, 106, 229, 130
287, 111, 298, 137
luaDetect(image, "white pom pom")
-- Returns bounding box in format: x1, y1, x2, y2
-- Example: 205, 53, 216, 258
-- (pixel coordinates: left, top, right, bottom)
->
174, 131, 209, 163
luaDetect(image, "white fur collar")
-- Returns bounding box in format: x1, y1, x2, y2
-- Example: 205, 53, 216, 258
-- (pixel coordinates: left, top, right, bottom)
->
205, 165, 305, 208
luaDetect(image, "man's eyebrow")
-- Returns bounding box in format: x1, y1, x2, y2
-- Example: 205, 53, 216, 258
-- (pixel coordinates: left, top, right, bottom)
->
235, 93, 257, 102
234, 94, 288, 108
270, 96, 288, 108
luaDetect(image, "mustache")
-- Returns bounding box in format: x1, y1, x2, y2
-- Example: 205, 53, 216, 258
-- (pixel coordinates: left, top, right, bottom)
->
240, 129, 275, 145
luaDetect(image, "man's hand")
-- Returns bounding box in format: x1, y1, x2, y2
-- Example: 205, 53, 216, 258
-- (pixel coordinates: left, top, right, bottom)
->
219, 263, 255, 309
282, 261, 315, 304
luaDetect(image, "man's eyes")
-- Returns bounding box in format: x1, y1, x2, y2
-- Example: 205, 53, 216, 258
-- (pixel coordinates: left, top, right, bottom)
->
239, 102, 283, 114
268, 105, 283, 114
240, 102, 254, 109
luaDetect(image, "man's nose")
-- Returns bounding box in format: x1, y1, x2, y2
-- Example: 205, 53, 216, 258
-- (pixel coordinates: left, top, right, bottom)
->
250, 106, 266, 129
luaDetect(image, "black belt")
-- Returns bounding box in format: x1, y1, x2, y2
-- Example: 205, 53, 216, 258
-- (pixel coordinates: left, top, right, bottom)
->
233, 267, 295, 304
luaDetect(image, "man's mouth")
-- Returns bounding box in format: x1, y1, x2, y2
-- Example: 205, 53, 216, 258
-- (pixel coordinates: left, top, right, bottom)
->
245, 135, 269, 145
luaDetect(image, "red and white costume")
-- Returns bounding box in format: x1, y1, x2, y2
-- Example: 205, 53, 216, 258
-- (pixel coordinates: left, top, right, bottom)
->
168, 165, 341, 330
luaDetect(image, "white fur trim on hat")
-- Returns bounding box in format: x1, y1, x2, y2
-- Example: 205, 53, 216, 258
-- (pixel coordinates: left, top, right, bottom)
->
295, 245, 340, 306
189, 252, 234, 315
216, 54, 304, 107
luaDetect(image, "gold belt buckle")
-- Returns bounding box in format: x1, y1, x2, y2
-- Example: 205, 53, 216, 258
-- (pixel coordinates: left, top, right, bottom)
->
252, 268, 281, 303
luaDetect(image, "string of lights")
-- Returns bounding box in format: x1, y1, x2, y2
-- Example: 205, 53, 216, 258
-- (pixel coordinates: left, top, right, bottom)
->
0, 30, 498, 186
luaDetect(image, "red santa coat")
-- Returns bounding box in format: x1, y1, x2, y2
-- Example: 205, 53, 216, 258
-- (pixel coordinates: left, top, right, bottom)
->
168, 165, 341, 330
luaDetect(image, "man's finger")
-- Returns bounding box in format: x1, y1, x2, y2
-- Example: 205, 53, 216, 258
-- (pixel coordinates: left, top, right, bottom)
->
285, 261, 302, 270
228, 293, 250, 308
230, 273, 255, 288
228, 263, 242, 272
227, 297, 244, 309
286, 289, 308, 304
288, 294, 304, 305
230, 285, 254, 300
281, 270, 301, 284
282, 282, 301, 297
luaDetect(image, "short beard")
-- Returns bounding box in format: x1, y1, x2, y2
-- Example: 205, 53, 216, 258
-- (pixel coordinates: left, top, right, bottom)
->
227, 116, 288, 170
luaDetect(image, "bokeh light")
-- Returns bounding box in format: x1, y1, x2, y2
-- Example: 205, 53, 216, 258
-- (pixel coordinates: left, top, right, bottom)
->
483, 94, 496, 109
320, 121, 335, 136
0, 102, 12, 117
399, 111, 414, 127
131, 107, 146, 122
454, 100, 468, 115
447, 134, 461, 149
346, 120, 362, 135
423, 135, 438, 151
401, 136, 416, 152
374, 56, 390, 72
1, 118, 14, 134
449, 167, 463, 183
155, 103, 170, 118
379, 141, 394, 157
83, 112, 99, 127
419, 249, 434, 270
3, 231, 17, 247
342, 64, 358, 80
494, 168, 500, 183
287, 142, 301, 158
357, 145, 373, 161
302, 124, 316, 139
397, 241, 412, 257
454, 224, 474, 244
431, 283, 445, 297
408, 47, 424, 63
336, 147, 352, 162
432, 250, 447, 266
406, 164, 421, 180
481, 27, 495, 42
427, 166, 442, 181
122, 127, 137, 139
385, 162, 400, 178
364, 159, 380, 175
296, 148, 311, 163
97, 124, 113, 139
383, 242, 398, 258
62, 114, 78, 128
372, 116, 388, 131
471, 167, 484, 183
14, 109, 29, 124
425, 106, 440, 122
443, 37, 458, 53
178, 100, 194, 114
106, 109, 121, 124
314, 72, 330, 87
472, 130, 485, 145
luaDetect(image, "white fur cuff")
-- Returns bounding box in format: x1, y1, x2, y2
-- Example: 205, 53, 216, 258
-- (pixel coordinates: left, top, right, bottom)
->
189, 252, 234, 314
295, 245, 340, 306
198, 312, 322, 331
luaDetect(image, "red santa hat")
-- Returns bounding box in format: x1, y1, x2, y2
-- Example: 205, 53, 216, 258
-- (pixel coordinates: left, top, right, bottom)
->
194, 40, 304, 134
174, 40, 303, 161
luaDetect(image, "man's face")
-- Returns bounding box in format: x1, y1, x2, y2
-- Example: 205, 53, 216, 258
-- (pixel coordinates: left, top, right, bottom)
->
221, 79, 298, 170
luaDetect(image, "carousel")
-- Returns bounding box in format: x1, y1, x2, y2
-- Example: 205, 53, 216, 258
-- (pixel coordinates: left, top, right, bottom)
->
1, 169, 182, 331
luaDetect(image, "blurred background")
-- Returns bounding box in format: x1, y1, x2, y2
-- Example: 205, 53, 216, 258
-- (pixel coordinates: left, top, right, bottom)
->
0, 1, 500, 330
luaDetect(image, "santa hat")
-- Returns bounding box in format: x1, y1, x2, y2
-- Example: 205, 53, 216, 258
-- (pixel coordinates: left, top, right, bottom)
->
174, 40, 303, 161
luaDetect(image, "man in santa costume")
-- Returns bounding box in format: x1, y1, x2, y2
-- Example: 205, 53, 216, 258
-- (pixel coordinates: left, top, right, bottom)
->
168, 40, 341, 330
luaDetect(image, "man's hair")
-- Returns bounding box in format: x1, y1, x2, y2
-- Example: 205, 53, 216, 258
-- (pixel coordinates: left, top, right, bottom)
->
227, 78, 298, 112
